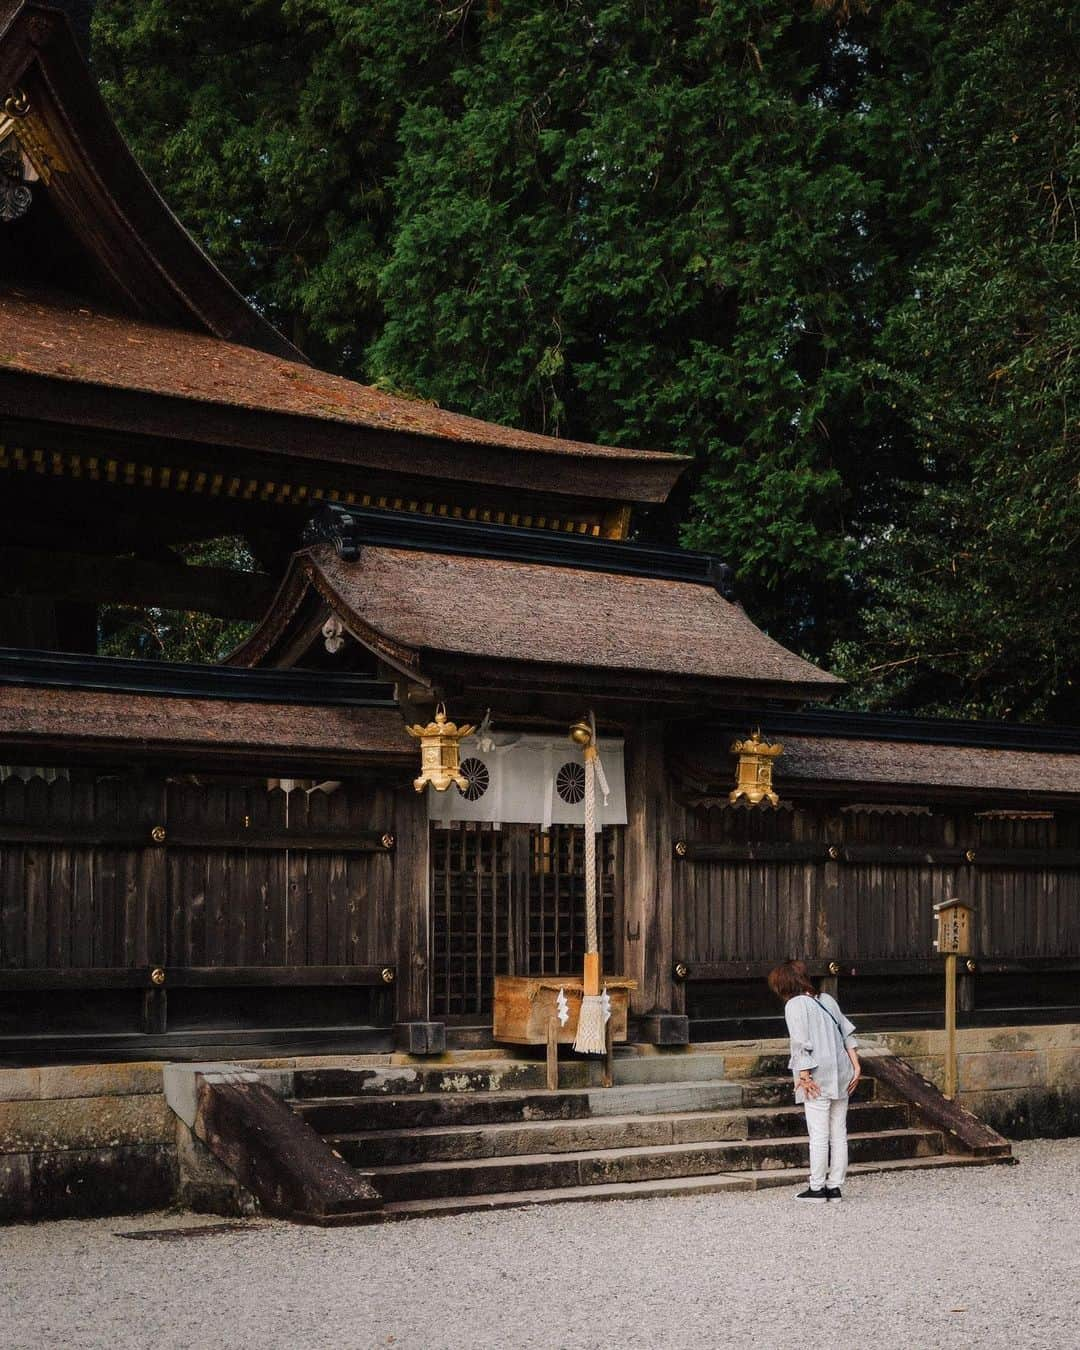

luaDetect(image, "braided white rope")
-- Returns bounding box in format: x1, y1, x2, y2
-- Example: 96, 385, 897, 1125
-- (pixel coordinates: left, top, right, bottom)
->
584, 745, 597, 955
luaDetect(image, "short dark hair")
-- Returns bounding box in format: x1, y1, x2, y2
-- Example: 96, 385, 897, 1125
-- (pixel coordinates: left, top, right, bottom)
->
767, 959, 816, 1002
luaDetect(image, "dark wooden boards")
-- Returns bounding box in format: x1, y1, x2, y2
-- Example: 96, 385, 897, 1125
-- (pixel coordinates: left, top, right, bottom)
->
0, 771, 405, 1041
676, 840, 1080, 868
673, 800, 1080, 969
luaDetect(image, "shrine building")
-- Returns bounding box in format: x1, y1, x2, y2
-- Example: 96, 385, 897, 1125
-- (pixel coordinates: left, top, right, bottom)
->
1, 0, 1079, 1224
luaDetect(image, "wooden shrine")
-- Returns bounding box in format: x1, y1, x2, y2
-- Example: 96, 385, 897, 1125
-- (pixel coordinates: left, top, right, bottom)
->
2, 1, 1080, 1065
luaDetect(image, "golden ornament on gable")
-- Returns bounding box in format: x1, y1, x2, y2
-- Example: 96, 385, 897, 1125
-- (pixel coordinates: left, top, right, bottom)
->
0, 89, 70, 186
729, 728, 783, 807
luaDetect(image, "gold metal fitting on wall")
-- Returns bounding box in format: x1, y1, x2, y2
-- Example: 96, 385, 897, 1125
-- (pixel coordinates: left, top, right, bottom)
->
729, 729, 783, 807
406, 704, 476, 793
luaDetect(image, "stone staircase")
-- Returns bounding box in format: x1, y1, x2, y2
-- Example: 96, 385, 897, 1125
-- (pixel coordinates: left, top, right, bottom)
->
283, 1051, 1012, 1219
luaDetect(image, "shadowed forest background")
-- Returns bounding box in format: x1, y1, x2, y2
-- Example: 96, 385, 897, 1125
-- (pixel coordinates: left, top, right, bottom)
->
86, 0, 1077, 722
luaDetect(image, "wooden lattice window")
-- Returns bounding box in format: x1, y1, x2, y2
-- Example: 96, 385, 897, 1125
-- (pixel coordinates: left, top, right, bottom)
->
527, 826, 618, 977
430, 823, 621, 1018
430, 824, 513, 1018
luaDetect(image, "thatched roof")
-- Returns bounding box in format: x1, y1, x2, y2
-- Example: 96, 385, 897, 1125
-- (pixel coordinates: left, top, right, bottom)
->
231, 544, 841, 701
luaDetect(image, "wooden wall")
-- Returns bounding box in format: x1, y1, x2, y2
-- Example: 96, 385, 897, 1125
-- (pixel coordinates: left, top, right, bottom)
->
0, 773, 404, 972
0, 768, 426, 1046
670, 794, 1080, 1031
672, 801, 1080, 965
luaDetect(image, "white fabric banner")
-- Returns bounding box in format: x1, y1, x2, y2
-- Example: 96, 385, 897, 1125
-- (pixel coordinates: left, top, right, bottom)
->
427, 733, 627, 829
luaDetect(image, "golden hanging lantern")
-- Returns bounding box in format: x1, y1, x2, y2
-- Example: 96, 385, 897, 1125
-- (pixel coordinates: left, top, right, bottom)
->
729, 729, 783, 807
406, 703, 476, 793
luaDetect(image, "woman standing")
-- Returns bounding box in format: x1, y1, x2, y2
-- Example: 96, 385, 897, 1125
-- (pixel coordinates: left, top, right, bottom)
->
767, 959, 861, 1201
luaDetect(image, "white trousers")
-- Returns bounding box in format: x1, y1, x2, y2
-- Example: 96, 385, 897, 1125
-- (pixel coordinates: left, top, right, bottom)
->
804, 1095, 849, 1190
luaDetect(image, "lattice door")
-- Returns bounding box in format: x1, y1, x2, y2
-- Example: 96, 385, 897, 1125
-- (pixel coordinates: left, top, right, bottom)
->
430, 823, 622, 1018
526, 826, 618, 978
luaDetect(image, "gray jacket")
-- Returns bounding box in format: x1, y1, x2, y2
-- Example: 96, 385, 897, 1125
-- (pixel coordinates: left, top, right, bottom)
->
784, 992, 858, 1102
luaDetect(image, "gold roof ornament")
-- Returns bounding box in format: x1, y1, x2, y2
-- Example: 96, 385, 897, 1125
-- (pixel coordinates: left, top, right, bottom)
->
729, 729, 783, 807
406, 703, 476, 793
0, 89, 69, 185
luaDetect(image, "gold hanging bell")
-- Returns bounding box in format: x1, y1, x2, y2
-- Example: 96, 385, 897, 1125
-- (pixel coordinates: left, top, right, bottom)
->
729, 729, 783, 807
406, 703, 476, 793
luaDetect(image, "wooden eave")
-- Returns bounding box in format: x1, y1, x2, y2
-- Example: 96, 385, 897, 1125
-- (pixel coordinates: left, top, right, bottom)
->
0, 680, 414, 774
0, 364, 683, 505
0, 1, 303, 358
0, 0, 687, 509
229, 545, 842, 706
671, 725, 1080, 809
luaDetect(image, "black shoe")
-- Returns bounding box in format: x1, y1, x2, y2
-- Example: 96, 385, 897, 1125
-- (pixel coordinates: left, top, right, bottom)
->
796, 1187, 828, 1200
825, 1187, 842, 1201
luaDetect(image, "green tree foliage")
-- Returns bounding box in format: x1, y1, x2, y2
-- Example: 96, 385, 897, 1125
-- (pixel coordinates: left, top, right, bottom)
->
832, 0, 1079, 720
91, 2, 1077, 718
98, 538, 255, 663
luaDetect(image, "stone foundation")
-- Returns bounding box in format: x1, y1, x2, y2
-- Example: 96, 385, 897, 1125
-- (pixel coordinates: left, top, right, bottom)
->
0, 1062, 176, 1222
870, 1025, 1080, 1140
2, 1027, 1079, 1222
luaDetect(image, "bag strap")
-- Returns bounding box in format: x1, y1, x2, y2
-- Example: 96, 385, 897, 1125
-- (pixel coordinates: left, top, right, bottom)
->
805, 993, 846, 1039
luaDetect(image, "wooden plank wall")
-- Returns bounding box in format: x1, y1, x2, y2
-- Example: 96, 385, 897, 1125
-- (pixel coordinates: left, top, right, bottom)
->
0, 772, 403, 974
975, 811, 1080, 958
164, 780, 396, 969
674, 800, 1080, 967
0, 773, 154, 969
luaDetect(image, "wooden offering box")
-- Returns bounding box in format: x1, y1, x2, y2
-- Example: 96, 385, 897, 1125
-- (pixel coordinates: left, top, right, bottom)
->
493, 974, 637, 1089
493, 975, 636, 1044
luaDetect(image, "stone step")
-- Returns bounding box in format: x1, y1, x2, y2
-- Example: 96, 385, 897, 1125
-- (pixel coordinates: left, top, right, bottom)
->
360, 1128, 944, 1202
722, 1053, 790, 1078
292, 1053, 733, 1101
740, 1076, 875, 1107
607, 1054, 731, 1085
293, 1079, 746, 1132
292, 1062, 555, 1099
367, 1151, 1012, 1222
331, 1101, 912, 1167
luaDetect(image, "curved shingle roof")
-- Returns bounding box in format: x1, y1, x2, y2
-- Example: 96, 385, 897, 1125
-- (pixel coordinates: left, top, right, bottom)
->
232, 544, 841, 698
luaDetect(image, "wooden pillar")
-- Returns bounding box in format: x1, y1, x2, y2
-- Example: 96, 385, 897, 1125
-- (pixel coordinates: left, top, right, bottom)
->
623, 720, 674, 1016
392, 786, 431, 1023
944, 952, 958, 1099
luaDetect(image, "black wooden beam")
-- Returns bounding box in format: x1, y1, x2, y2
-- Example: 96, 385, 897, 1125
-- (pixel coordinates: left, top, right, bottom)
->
0, 646, 397, 707
673, 957, 1080, 982
0, 545, 277, 620
160, 828, 395, 852
673, 840, 1080, 868
0, 965, 395, 990
304, 503, 737, 596
704, 707, 1080, 755
0, 822, 395, 851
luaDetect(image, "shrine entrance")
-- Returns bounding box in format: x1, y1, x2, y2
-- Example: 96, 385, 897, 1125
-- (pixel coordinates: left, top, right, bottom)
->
429, 822, 623, 1020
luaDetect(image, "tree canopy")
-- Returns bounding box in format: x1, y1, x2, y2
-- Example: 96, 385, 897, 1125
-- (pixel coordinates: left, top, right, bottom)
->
91, 0, 1078, 718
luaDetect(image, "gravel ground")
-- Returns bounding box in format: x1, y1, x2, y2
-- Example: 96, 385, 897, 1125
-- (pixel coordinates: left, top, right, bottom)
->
2, 1140, 1077, 1350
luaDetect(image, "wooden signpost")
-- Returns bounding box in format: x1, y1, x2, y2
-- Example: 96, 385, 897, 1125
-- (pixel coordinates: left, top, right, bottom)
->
933, 898, 975, 1099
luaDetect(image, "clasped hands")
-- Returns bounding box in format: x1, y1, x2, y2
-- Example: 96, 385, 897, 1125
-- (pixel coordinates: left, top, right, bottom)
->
798, 1067, 861, 1098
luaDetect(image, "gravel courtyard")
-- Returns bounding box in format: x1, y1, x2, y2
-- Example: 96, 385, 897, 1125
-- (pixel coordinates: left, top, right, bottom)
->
2, 1140, 1076, 1350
